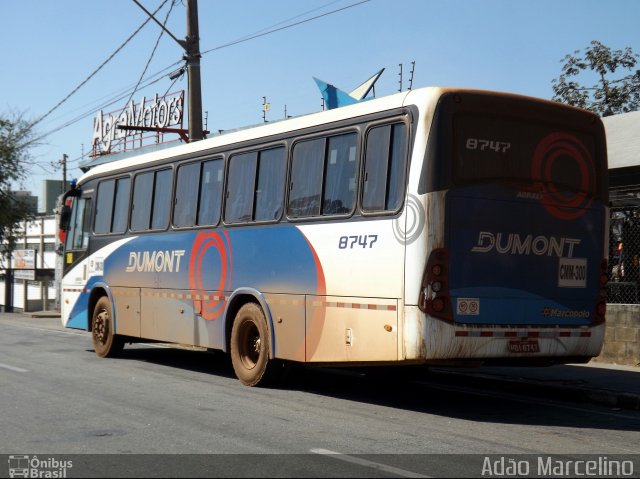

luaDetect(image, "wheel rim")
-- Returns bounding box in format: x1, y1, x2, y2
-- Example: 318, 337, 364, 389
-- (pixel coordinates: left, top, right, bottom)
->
238, 319, 261, 370
94, 308, 109, 345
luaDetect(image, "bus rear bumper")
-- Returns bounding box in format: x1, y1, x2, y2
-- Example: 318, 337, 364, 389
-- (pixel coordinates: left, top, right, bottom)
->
403, 306, 605, 364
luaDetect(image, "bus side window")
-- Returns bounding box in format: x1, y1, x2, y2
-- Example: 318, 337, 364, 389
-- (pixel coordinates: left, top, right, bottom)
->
363, 123, 407, 212
322, 133, 358, 215
111, 177, 131, 233
174, 162, 201, 228
131, 172, 154, 231
198, 159, 223, 226
225, 152, 258, 224
254, 147, 286, 222
131, 169, 172, 231
288, 138, 325, 218
95, 177, 130, 234
94, 180, 115, 234
151, 169, 172, 230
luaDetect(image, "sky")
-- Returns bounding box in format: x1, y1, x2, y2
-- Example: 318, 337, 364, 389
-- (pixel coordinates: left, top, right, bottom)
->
1, 0, 639, 201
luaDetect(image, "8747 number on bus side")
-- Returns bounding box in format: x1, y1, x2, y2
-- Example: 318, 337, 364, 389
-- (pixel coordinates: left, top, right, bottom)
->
338, 235, 378, 249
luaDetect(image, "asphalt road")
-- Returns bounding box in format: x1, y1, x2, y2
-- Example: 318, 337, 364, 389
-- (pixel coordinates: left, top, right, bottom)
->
1, 314, 639, 477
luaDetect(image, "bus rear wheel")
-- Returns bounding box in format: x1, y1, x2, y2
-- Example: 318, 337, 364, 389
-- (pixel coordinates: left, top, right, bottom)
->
92, 296, 124, 358
230, 303, 280, 387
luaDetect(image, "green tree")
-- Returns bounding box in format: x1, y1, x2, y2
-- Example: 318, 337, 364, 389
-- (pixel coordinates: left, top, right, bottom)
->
0, 114, 36, 266
552, 40, 640, 116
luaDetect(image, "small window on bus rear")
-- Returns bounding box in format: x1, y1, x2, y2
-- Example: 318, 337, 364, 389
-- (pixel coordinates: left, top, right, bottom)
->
453, 115, 598, 195
362, 123, 407, 212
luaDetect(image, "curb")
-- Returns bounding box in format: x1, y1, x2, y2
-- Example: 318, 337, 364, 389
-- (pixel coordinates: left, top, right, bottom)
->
25, 311, 61, 319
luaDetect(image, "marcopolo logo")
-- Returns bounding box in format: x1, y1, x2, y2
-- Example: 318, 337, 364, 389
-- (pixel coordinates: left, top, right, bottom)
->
8, 455, 73, 478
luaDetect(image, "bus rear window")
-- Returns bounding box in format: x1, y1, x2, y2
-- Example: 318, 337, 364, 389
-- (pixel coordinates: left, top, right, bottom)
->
453, 115, 598, 195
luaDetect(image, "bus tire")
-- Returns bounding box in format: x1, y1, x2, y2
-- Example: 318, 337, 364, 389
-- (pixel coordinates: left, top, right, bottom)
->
230, 302, 280, 387
92, 296, 124, 358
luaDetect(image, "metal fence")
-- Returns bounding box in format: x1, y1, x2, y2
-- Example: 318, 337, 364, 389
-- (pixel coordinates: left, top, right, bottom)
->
608, 199, 640, 304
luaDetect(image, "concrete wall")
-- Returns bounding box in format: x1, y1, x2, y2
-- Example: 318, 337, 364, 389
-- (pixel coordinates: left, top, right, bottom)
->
596, 304, 640, 366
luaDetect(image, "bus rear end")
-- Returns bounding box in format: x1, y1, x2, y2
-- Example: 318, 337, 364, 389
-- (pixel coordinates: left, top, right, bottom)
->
417, 90, 608, 364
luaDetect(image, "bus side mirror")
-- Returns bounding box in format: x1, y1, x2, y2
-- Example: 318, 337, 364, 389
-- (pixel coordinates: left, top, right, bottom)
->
58, 203, 71, 243
60, 204, 71, 228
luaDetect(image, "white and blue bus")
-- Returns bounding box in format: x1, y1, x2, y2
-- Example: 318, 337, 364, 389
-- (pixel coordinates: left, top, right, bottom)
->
59, 87, 608, 386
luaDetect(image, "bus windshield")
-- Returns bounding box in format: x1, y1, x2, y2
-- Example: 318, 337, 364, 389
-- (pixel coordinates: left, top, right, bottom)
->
453, 114, 599, 196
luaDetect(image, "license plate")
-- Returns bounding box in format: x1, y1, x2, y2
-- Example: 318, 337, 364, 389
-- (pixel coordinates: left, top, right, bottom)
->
508, 340, 540, 353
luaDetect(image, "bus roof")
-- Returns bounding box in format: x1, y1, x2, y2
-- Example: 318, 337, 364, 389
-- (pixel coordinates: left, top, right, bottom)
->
77, 87, 428, 185
77, 85, 601, 185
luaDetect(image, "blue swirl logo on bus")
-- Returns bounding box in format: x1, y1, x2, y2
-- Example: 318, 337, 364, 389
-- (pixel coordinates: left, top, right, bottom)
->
531, 132, 595, 220
188, 230, 233, 321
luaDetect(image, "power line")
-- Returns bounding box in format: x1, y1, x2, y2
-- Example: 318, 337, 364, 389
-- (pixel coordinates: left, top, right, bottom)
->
121, 0, 178, 114
24, 62, 180, 150
25, 0, 372, 152
230, 0, 345, 44
202, 0, 371, 55
27, 0, 171, 132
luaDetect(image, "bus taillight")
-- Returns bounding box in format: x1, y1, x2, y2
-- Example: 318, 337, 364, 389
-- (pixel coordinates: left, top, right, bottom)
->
419, 248, 453, 321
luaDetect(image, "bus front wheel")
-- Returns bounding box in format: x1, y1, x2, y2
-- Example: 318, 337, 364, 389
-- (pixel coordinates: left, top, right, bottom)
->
230, 303, 280, 386
92, 296, 124, 358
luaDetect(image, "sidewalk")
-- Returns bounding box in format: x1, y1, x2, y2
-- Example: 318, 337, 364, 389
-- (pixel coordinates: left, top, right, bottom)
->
3, 311, 640, 410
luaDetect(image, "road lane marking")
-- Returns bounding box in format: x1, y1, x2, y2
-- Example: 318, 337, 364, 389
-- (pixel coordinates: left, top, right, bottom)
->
0, 363, 28, 373
311, 448, 429, 478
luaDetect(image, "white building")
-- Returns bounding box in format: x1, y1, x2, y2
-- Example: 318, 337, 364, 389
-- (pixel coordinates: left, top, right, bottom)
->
0, 215, 58, 312
604, 110, 640, 204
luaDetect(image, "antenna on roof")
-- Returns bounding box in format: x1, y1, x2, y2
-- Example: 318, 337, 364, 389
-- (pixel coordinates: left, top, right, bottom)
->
408, 61, 416, 90
262, 97, 270, 123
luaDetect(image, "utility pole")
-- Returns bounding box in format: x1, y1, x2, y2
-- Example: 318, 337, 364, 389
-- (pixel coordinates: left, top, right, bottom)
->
185, 0, 204, 141
62, 154, 68, 192
132, 0, 204, 142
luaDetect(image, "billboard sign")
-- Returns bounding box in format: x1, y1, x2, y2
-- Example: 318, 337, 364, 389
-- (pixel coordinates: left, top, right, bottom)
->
91, 90, 184, 156
12, 249, 35, 269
